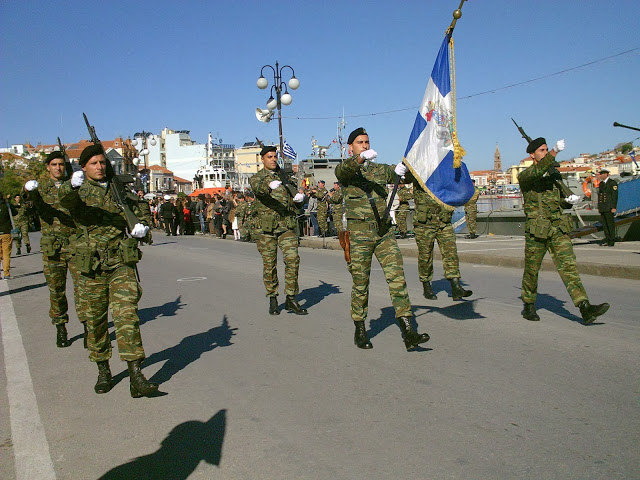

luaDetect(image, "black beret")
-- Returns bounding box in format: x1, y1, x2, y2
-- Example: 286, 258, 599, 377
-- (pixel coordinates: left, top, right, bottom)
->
318, 180, 325, 184
526, 137, 546, 154
79, 144, 104, 166
45, 151, 65, 164
260, 145, 277, 157
347, 127, 367, 145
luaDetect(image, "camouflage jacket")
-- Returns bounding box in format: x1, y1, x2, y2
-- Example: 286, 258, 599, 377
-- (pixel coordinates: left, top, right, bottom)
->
235, 201, 247, 225
335, 155, 396, 223
249, 167, 301, 232
518, 153, 571, 222
31, 178, 76, 240
397, 186, 413, 204
328, 189, 343, 206
464, 187, 480, 212
313, 187, 329, 208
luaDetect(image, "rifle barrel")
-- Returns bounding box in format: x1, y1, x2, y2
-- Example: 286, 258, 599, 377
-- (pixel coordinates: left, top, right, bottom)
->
613, 122, 640, 132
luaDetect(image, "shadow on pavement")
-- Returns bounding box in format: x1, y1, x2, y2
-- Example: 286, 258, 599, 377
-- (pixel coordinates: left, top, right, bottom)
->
535, 293, 585, 324
1, 281, 47, 297
298, 280, 342, 309
139, 295, 186, 326
98, 409, 226, 480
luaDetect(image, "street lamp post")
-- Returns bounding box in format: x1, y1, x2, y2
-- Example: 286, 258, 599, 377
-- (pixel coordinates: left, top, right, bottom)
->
256, 61, 299, 164
131, 131, 157, 194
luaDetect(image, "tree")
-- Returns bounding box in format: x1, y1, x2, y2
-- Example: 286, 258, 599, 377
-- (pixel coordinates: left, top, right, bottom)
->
620, 143, 633, 155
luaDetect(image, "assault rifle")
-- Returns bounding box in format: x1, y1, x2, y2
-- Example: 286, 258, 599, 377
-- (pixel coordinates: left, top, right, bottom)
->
57, 137, 74, 180
83, 113, 144, 236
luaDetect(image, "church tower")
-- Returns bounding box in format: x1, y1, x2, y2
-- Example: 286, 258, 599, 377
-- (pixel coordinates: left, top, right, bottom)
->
494, 143, 502, 172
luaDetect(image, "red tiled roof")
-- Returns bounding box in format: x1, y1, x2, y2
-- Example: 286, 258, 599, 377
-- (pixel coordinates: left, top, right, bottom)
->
148, 165, 174, 174
173, 176, 191, 183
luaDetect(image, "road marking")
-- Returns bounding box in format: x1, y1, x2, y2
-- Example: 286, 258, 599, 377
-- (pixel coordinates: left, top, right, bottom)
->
177, 277, 208, 282
0, 280, 56, 480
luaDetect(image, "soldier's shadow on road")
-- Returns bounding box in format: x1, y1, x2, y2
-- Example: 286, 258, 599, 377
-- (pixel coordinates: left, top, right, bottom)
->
298, 280, 342, 309
535, 293, 585, 324
139, 295, 186, 326
416, 300, 485, 321
368, 306, 433, 352
97, 409, 226, 480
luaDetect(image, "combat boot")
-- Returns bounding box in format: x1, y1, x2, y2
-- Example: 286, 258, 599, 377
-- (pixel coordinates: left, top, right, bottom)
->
83, 322, 88, 349
397, 317, 430, 351
16, 247, 21, 256
127, 359, 159, 398
285, 295, 308, 315
269, 296, 280, 315
422, 281, 437, 300
579, 300, 610, 325
353, 321, 373, 349
94, 361, 113, 394
449, 278, 472, 300
56, 324, 70, 348
522, 303, 540, 321
26, 245, 31, 253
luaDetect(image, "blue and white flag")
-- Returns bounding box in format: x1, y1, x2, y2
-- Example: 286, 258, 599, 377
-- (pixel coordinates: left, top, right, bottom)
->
403, 35, 474, 207
282, 141, 297, 160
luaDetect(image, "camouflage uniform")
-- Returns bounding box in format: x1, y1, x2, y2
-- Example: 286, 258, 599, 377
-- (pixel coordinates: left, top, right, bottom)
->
329, 188, 344, 233
336, 155, 411, 322
249, 168, 301, 297
315, 187, 329, 236
13, 200, 31, 252
30, 178, 85, 326
59, 178, 150, 363
395, 186, 413, 236
464, 186, 480, 236
411, 181, 461, 282
518, 152, 587, 307
235, 200, 248, 240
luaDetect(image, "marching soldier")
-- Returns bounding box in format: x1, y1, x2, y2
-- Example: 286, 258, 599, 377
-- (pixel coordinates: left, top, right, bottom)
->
314, 180, 329, 236
59, 144, 158, 397
13, 193, 32, 255
24, 151, 88, 348
518, 136, 609, 324
336, 127, 429, 351
597, 169, 618, 246
328, 181, 344, 234
407, 172, 473, 301
249, 146, 308, 315
395, 184, 412, 238
464, 179, 480, 239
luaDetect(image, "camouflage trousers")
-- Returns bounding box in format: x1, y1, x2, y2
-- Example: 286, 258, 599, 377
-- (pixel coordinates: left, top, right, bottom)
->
317, 204, 328, 235
521, 230, 587, 307
256, 229, 300, 297
414, 221, 461, 282
332, 205, 344, 232
347, 223, 412, 322
77, 264, 145, 363
42, 250, 85, 325
14, 223, 30, 249
464, 206, 478, 235
395, 205, 410, 234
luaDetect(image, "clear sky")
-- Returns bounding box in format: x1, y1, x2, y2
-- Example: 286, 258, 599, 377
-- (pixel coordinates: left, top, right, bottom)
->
1, 0, 639, 178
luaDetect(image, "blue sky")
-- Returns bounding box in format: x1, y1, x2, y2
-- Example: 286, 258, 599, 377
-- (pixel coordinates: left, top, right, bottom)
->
1, 0, 639, 176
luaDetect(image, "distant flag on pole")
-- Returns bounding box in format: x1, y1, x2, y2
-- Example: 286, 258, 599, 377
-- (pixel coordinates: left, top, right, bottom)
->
282, 141, 297, 160
402, 34, 474, 207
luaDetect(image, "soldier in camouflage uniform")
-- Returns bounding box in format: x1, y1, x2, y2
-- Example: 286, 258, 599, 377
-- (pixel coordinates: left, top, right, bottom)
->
314, 180, 329, 237
249, 146, 308, 315
12, 194, 31, 255
408, 172, 473, 302
244, 191, 257, 242
464, 180, 480, 239
336, 127, 429, 351
328, 181, 344, 234
395, 184, 412, 238
234, 193, 248, 241
24, 151, 87, 348
59, 144, 159, 397
518, 136, 609, 324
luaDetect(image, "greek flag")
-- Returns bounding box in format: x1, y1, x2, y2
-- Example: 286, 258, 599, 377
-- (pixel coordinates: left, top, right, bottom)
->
403, 35, 474, 207
282, 141, 297, 160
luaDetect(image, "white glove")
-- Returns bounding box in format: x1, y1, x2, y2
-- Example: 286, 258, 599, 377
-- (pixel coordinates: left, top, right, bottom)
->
130, 223, 149, 238
25, 180, 39, 191
269, 180, 282, 190
71, 170, 85, 188
360, 149, 377, 161
395, 162, 408, 177
293, 192, 305, 203
565, 194, 581, 205
553, 139, 565, 152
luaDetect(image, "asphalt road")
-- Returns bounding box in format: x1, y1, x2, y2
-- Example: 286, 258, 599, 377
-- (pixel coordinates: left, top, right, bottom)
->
1, 231, 639, 480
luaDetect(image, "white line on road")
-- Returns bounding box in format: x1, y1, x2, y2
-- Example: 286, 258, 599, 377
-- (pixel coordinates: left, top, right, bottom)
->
0, 280, 56, 480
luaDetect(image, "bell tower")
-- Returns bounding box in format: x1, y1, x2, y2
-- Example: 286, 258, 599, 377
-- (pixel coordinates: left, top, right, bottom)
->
494, 143, 502, 172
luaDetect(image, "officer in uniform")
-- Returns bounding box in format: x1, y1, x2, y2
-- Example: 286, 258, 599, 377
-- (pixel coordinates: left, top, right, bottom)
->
464, 179, 480, 239
336, 127, 429, 351
12, 194, 32, 255
407, 172, 473, 301
518, 136, 609, 324
314, 180, 329, 237
328, 181, 344, 234
59, 144, 158, 397
234, 192, 247, 241
597, 169, 618, 246
24, 151, 88, 348
249, 146, 308, 315
395, 184, 412, 238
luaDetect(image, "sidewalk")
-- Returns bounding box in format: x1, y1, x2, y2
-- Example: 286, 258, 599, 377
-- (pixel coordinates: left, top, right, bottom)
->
300, 234, 640, 280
